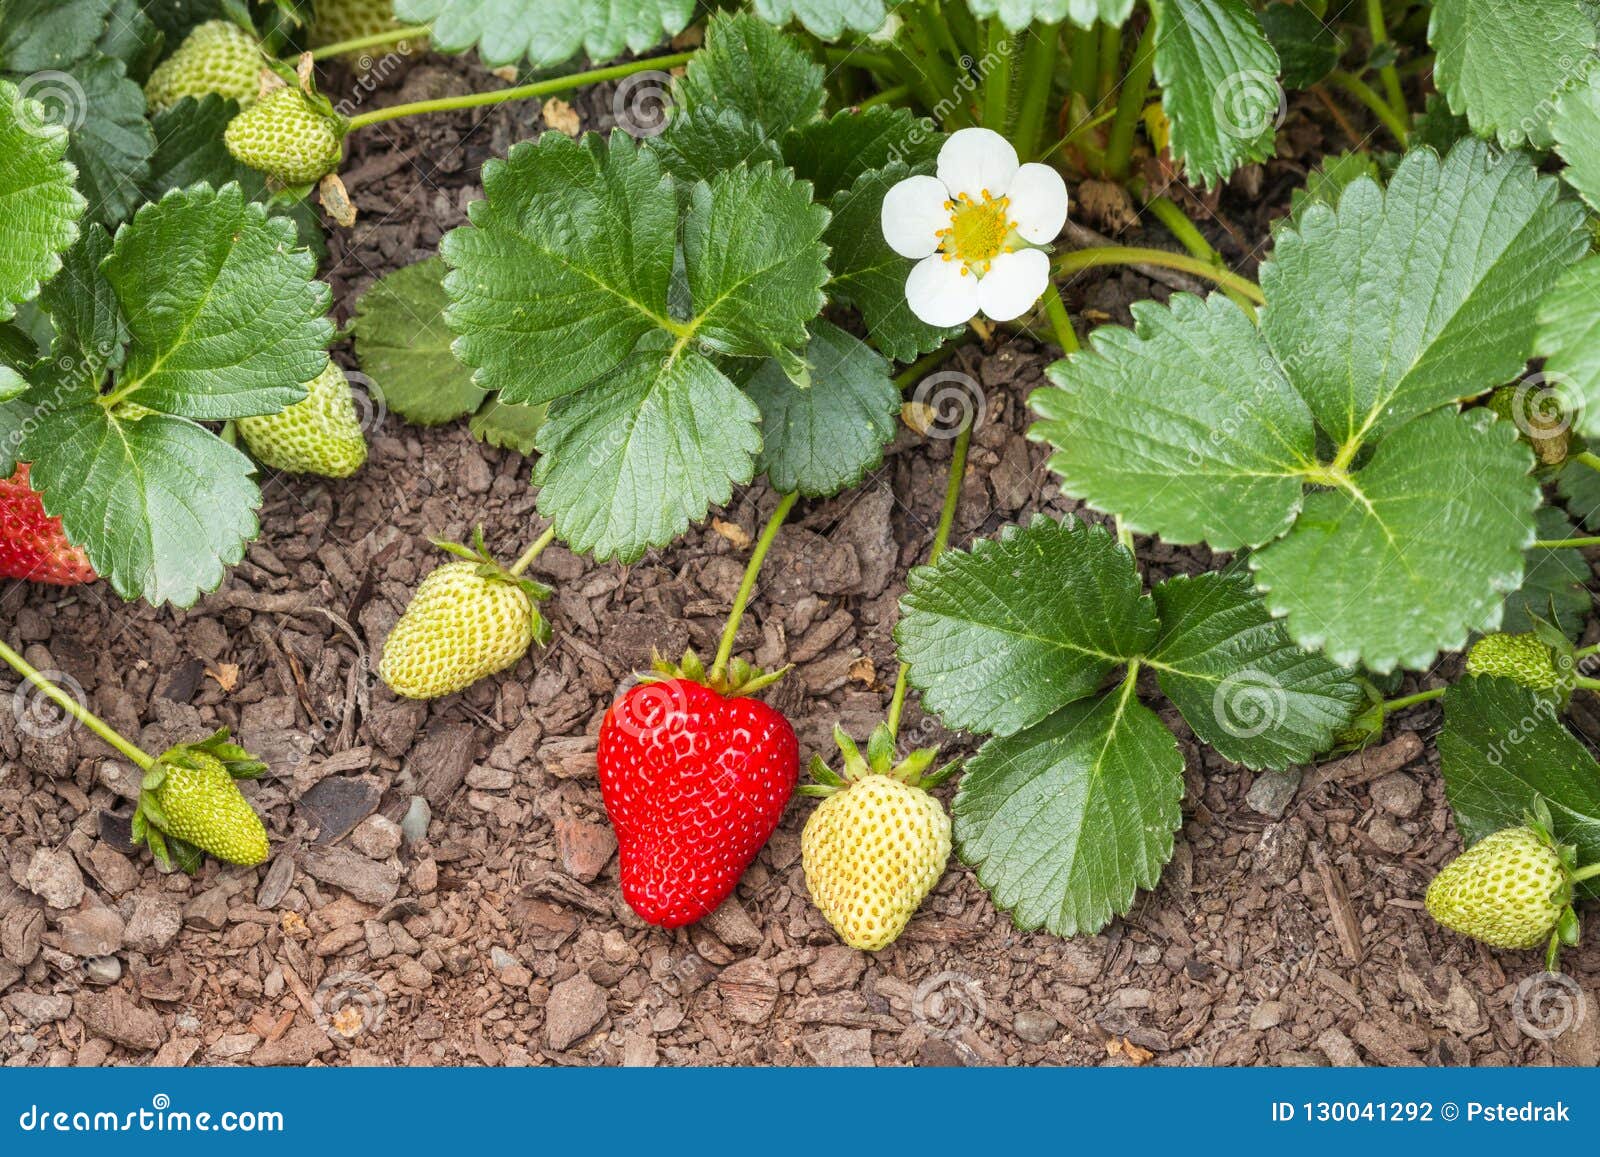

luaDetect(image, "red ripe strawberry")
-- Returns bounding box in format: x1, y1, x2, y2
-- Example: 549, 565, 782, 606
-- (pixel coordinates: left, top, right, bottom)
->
598, 651, 798, 928
0, 465, 94, 586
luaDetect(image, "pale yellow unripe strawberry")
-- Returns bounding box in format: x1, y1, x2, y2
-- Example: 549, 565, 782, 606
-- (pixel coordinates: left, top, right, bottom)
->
237, 362, 367, 477
378, 533, 554, 699
801, 724, 954, 951
1425, 826, 1571, 950
145, 20, 265, 113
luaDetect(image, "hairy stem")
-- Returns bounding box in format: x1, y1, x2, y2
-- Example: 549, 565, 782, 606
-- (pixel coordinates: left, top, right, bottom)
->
507, 525, 558, 577
1326, 70, 1409, 146
711, 492, 799, 681
888, 420, 972, 740
308, 24, 431, 61
1363, 0, 1408, 124
1013, 22, 1062, 158
1053, 245, 1266, 304
346, 51, 696, 130
1042, 285, 1080, 353
0, 639, 153, 770
1382, 687, 1445, 713
1103, 17, 1156, 180
982, 19, 1013, 132
859, 83, 912, 109
1140, 193, 1256, 317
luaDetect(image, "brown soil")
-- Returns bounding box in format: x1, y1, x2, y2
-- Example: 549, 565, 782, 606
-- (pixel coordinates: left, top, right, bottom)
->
2, 51, 1597, 1069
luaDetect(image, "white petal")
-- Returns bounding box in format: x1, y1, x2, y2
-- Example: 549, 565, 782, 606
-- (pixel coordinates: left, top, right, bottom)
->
1007, 163, 1069, 244
977, 249, 1050, 322
881, 174, 952, 259
906, 255, 980, 327
937, 127, 1019, 200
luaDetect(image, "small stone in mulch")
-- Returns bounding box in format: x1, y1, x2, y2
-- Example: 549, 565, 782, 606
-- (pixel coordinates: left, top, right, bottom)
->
85, 956, 122, 985
400, 796, 432, 846
77, 991, 165, 1050
1245, 768, 1301, 819
350, 815, 403, 860
1014, 1010, 1060, 1043
545, 975, 607, 1051
25, 847, 84, 909
56, 905, 124, 957
1370, 772, 1424, 818
1248, 1001, 1284, 1030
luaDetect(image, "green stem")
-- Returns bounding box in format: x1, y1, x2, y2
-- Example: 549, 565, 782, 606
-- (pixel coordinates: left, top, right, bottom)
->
345, 51, 697, 130
711, 492, 799, 682
0, 639, 153, 770
1382, 687, 1445, 713
822, 47, 898, 74
1533, 537, 1600, 550
1573, 676, 1600, 693
1141, 193, 1256, 317
1573, 450, 1600, 473
888, 421, 972, 740
1571, 862, 1600, 884
893, 343, 964, 390
1042, 285, 1080, 352
1363, 0, 1408, 124
1096, 22, 1121, 103
507, 525, 557, 577
1013, 22, 1062, 158
308, 23, 431, 61
1326, 70, 1409, 146
1053, 245, 1266, 305
1067, 24, 1099, 116
1574, 642, 1600, 659
859, 83, 911, 109
982, 19, 1013, 132
1103, 16, 1157, 180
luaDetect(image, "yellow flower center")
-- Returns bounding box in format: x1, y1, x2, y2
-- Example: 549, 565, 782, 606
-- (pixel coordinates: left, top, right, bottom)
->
938, 191, 1015, 275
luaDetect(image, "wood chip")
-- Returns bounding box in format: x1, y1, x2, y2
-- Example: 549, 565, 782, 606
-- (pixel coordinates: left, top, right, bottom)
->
1311, 845, 1364, 964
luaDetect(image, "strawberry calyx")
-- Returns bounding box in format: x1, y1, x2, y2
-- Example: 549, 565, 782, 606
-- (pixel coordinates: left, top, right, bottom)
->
432, 527, 555, 645
799, 722, 960, 799
639, 647, 788, 700
132, 729, 268, 874
1522, 797, 1588, 970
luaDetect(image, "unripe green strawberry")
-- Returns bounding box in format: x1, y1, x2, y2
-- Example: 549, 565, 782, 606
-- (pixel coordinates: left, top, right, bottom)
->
237, 362, 367, 477
311, 0, 427, 66
224, 86, 346, 185
379, 538, 554, 699
145, 20, 265, 113
145, 751, 270, 866
1425, 827, 1570, 950
1465, 632, 1561, 690
801, 725, 953, 951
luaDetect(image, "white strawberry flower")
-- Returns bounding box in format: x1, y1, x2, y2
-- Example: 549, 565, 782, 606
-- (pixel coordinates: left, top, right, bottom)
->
881, 127, 1069, 327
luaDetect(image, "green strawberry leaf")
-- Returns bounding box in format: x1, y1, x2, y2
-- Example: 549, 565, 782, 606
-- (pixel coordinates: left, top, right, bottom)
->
102, 182, 332, 420
393, 0, 695, 67
675, 11, 824, 140
1428, 0, 1600, 149
965, 0, 1135, 31
748, 320, 898, 498
1263, 140, 1588, 449
1287, 150, 1379, 224
1151, 0, 1281, 187
97, 0, 162, 81
468, 396, 546, 454
1033, 292, 1313, 552
1535, 255, 1600, 443
825, 164, 963, 363
21, 397, 261, 605
954, 682, 1185, 937
750, 0, 887, 40
897, 516, 1158, 737
1249, 408, 1538, 672
1501, 507, 1591, 640
37, 224, 125, 389
1554, 70, 1600, 213
1259, 1, 1339, 88
1149, 569, 1362, 770
649, 108, 784, 188
1558, 457, 1600, 531
63, 54, 156, 228
1439, 675, 1600, 899
354, 257, 486, 426
0, 78, 86, 321
0, 0, 113, 71
783, 106, 942, 202
532, 352, 761, 562
0, 366, 24, 404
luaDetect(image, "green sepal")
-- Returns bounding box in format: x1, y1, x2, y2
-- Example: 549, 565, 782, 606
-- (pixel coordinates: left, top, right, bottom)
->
141, 765, 168, 792
144, 825, 172, 871
168, 836, 205, 876
137, 792, 169, 832
807, 754, 847, 788
432, 528, 556, 603
130, 808, 148, 844
643, 648, 790, 699
1557, 905, 1581, 947
159, 728, 268, 780
807, 721, 949, 795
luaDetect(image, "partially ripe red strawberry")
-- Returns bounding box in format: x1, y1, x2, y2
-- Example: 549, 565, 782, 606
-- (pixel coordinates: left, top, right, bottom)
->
0, 465, 94, 586
598, 651, 798, 928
